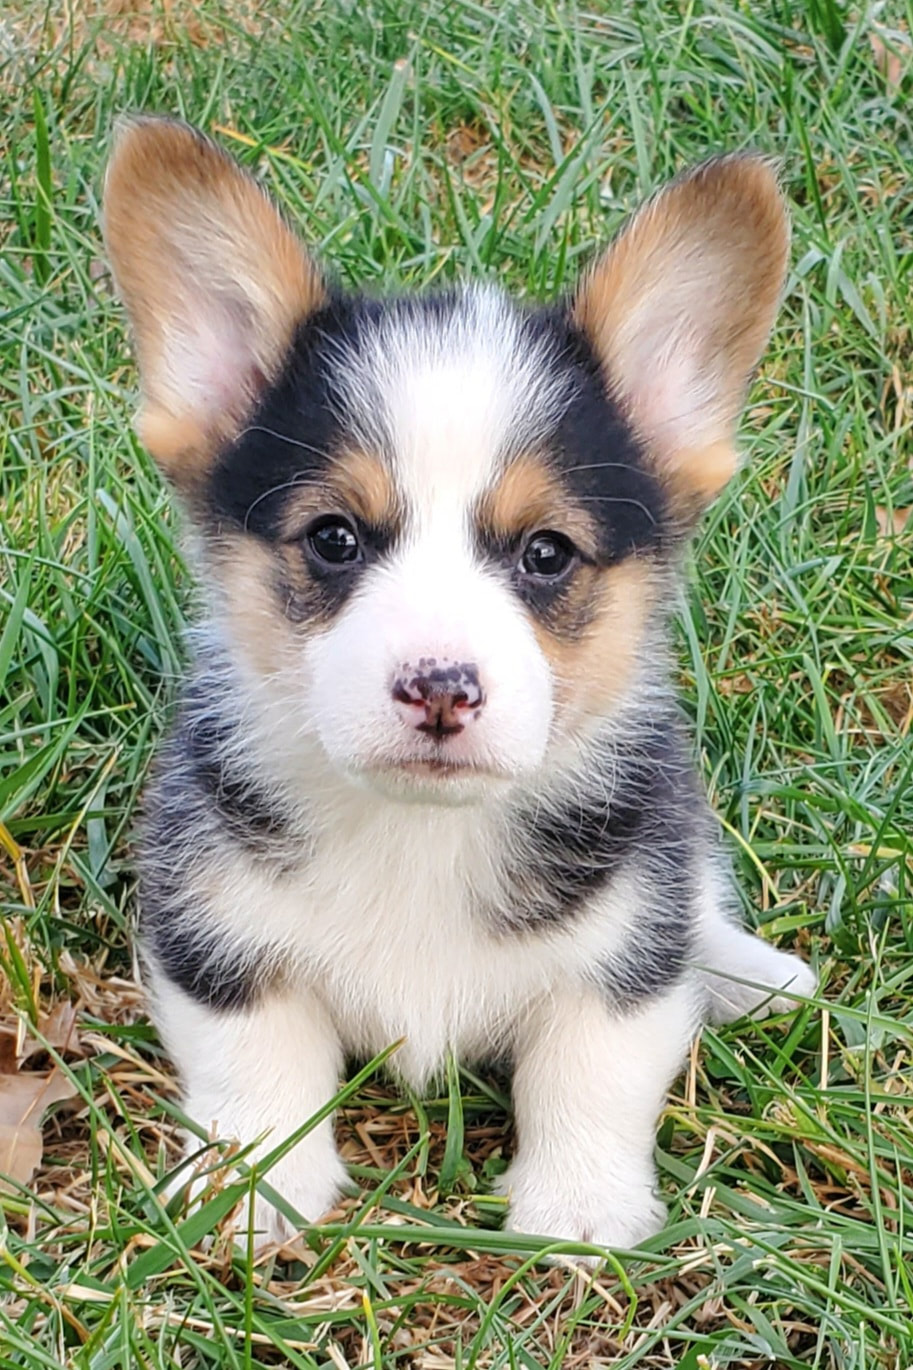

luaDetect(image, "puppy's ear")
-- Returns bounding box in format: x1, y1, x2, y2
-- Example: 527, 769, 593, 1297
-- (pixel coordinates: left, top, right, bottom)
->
104, 116, 325, 491
571, 155, 789, 520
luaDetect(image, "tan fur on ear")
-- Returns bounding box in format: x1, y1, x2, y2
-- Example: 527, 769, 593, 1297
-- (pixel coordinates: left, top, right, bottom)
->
104, 116, 326, 488
572, 155, 789, 517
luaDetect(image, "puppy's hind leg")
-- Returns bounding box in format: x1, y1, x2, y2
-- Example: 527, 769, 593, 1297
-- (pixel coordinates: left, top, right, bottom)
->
696, 873, 816, 1025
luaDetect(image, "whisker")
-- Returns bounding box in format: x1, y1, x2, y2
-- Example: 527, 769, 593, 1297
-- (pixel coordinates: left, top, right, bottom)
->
559, 461, 644, 476
233, 426, 368, 532
573, 495, 658, 525
236, 425, 331, 459
242, 474, 329, 531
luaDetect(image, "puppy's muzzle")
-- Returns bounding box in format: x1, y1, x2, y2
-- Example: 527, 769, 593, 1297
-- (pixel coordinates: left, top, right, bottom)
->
392, 660, 485, 738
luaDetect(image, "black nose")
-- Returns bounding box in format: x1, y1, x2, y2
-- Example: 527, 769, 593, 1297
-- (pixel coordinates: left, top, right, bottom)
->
392, 659, 485, 737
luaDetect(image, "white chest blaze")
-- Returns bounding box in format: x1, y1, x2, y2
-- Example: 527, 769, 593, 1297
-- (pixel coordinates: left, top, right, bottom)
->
192, 791, 641, 1089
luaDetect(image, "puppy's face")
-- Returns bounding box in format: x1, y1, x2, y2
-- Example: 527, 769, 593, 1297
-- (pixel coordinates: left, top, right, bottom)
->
105, 121, 788, 801
202, 290, 670, 797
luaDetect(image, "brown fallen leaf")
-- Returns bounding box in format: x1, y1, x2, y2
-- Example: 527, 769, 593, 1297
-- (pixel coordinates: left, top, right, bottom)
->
875, 505, 912, 537
0, 1068, 79, 1190
0, 1123, 42, 1186
0, 1000, 83, 1072
0, 1029, 18, 1075
869, 30, 908, 89
0, 1070, 78, 1122
28, 1001, 83, 1060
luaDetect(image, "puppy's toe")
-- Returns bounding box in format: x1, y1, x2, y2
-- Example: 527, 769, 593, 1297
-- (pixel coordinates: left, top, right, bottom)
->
703, 947, 816, 1025
758, 955, 817, 1017
501, 1165, 666, 1263
163, 1147, 346, 1253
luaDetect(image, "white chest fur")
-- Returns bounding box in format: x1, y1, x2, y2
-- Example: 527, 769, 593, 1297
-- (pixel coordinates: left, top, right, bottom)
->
207, 793, 631, 1089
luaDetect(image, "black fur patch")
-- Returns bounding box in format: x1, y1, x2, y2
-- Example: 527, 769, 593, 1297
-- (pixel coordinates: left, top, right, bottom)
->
138, 663, 300, 1013
497, 710, 702, 1006
474, 308, 668, 571
176, 678, 292, 848
549, 312, 669, 561
143, 910, 271, 1013
207, 293, 359, 539
471, 307, 670, 636
206, 293, 405, 624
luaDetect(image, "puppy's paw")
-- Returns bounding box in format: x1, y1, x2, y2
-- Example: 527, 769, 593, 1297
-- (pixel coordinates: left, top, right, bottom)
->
233, 1159, 347, 1248
500, 1163, 667, 1259
702, 943, 816, 1026
165, 1144, 347, 1251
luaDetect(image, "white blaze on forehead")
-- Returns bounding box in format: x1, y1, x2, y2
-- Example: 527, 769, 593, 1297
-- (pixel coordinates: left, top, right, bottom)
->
333, 285, 572, 534
301, 288, 563, 791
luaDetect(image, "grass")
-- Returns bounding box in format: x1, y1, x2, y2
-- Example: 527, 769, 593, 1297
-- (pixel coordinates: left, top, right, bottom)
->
1, 0, 912, 1364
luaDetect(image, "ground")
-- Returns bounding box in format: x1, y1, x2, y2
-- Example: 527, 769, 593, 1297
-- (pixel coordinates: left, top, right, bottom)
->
1, 1, 912, 1366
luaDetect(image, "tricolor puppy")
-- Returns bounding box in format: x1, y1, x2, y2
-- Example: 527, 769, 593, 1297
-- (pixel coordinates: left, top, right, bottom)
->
105, 117, 816, 1250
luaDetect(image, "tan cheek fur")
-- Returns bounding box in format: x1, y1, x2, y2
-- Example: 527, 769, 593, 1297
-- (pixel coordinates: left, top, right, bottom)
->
537, 559, 656, 727
209, 539, 300, 677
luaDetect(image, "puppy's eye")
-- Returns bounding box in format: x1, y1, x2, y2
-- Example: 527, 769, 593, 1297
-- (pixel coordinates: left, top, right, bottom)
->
520, 531, 576, 580
306, 516, 362, 567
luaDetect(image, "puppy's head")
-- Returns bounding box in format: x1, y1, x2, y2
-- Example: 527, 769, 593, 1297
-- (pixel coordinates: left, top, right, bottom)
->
105, 119, 788, 802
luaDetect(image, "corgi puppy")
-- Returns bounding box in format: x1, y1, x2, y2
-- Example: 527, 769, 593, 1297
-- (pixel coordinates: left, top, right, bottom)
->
104, 117, 816, 1251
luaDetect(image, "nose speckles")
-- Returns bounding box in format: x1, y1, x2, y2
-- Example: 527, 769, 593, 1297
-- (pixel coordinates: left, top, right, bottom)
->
392, 659, 486, 737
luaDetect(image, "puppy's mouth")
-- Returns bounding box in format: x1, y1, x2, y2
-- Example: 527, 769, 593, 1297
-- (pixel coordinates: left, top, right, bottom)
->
352, 752, 513, 803
378, 757, 504, 780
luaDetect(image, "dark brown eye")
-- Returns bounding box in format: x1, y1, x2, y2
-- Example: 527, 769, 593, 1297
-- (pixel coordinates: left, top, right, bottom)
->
520, 531, 576, 580
306, 516, 361, 567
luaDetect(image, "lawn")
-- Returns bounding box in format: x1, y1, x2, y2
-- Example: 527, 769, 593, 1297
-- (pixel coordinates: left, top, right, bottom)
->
1, 0, 912, 1365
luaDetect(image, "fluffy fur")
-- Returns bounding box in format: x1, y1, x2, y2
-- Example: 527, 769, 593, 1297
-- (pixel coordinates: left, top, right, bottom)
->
104, 116, 816, 1251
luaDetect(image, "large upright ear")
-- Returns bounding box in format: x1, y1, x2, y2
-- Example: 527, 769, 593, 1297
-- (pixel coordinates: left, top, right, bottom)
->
571, 155, 789, 519
103, 116, 326, 491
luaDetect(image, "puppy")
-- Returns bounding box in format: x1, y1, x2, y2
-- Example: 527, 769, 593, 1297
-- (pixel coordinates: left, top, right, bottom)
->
104, 116, 816, 1250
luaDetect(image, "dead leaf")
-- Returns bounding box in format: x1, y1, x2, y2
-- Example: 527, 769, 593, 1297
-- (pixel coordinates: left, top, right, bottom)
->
0, 1068, 79, 1190
0, 1029, 18, 1074
0, 1000, 84, 1069
869, 30, 908, 89
32, 1001, 83, 1058
875, 506, 912, 537
0, 1069, 79, 1125
0, 1122, 42, 1185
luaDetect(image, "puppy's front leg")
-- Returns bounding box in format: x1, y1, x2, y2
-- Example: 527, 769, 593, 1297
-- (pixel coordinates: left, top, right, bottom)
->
156, 977, 347, 1245
503, 981, 698, 1251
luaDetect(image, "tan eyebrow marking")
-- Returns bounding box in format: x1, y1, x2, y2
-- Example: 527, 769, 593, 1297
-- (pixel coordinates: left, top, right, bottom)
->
476, 455, 599, 559
331, 450, 401, 527
277, 449, 402, 535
